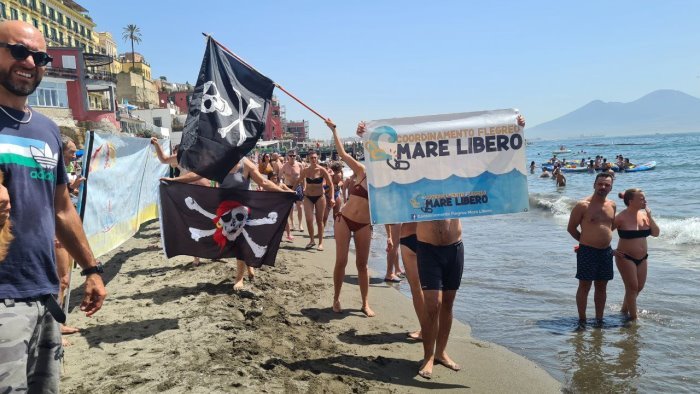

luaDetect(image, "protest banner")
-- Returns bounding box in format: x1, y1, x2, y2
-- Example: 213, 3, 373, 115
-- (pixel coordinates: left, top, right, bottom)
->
363, 109, 528, 224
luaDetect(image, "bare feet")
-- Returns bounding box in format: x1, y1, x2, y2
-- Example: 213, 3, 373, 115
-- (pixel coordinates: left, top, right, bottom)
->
418, 358, 433, 379
233, 279, 244, 291
435, 354, 461, 371
407, 330, 422, 341
361, 305, 376, 317
60, 324, 80, 335
192, 257, 200, 267
317, 244, 324, 251
332, 300, 342, 313
61, 337, 73, 347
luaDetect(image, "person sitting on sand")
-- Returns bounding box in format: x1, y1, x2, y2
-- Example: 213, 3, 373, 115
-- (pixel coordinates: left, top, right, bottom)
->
614, 188, 660, 320
329, 119, 375, 317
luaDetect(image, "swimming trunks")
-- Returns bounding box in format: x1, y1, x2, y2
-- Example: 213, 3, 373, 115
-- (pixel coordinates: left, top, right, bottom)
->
334, 212, 369, 233
417, 240, 464, 291
618, 229, 652, 239
575, 244, 614, 281
286, 184, 304, 202
622, 252, 648, 266
305, 194, 323, 204
399, 234, 417, 254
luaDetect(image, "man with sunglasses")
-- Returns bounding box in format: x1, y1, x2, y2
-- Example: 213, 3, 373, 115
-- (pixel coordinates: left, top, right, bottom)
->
0, 21, 107, 393
281, 150, 305, 231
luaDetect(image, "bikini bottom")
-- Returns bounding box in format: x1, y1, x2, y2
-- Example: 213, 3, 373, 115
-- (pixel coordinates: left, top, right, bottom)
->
305, 194, 323, 204
623, 252, 648, 266
334, 212, 369, 233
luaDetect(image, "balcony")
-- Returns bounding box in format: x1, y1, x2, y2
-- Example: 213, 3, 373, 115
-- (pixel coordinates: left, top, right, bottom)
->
45, 66, 78, 79
85, 71, 117, 84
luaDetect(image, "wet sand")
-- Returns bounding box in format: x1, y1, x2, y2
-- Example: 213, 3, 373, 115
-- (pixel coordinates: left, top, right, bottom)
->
61, 220, 560, 393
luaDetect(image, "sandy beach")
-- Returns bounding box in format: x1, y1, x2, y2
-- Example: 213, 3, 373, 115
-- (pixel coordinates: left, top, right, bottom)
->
61, 220, 560, 393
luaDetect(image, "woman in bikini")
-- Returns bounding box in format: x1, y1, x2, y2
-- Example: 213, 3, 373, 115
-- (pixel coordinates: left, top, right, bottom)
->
300, 151, 334, 250
328, 119, 375, 317
614, 188, 660, 320
323, 161, 344, 227
388, 222, 424, 340
257, 153, 274, 186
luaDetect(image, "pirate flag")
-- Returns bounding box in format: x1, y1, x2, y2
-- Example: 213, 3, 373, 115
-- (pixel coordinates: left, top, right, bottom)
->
178, 36, 275, 183
159, 181, 295, 267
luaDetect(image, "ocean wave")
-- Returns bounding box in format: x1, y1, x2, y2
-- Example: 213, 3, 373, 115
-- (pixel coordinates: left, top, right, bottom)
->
529, 193, 577, 218
656, 217, 700, 245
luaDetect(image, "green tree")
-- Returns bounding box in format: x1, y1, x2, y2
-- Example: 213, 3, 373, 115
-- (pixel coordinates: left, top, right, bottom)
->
121, 24, 142, 69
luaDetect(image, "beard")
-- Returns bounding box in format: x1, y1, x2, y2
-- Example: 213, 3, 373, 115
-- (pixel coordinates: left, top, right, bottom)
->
0, 67, 42, 96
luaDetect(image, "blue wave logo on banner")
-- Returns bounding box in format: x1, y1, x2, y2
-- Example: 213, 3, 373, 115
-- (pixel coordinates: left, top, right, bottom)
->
366, 126, 397, 162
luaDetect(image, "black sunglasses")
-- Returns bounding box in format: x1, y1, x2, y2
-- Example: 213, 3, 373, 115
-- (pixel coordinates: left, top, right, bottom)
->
0, 42, 53, 66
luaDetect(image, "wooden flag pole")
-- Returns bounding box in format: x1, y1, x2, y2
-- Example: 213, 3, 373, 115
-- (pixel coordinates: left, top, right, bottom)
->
202, 33, 329, 122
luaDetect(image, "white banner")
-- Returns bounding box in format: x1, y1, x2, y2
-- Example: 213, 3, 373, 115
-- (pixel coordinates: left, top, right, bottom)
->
81, 132, 169, 258
363, 109, 529, 224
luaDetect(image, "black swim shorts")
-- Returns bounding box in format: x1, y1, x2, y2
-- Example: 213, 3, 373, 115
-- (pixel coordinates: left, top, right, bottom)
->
417, 240, 464, 291
576, 244, 614, 281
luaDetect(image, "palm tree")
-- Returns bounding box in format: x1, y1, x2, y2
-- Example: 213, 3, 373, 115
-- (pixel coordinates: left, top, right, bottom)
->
122, 24, 142, 69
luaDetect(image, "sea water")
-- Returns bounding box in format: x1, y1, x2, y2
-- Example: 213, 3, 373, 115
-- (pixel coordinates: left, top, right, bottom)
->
365, 132, 700, 392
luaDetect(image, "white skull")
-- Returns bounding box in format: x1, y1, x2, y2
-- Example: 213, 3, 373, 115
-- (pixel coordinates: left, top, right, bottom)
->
200, 81, 232, 116
218, 205, 249, 236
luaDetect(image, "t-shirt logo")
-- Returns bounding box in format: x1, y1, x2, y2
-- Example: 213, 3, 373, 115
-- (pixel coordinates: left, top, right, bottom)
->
29, 144, 58, 169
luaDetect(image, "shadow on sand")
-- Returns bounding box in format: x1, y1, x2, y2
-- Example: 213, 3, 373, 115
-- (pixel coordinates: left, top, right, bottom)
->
80, 318, 180, 348
264, 354, 468, 390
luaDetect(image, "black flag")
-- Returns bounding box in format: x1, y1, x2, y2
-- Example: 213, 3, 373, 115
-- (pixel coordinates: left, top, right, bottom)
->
159, 181, 294, 267
178, 37, 275, 183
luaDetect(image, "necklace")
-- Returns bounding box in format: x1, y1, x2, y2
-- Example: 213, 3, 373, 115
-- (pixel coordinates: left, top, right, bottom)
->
0, 105, 32, 124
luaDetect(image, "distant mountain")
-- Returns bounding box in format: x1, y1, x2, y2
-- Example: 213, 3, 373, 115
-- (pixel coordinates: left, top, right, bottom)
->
527, 90, 700, 139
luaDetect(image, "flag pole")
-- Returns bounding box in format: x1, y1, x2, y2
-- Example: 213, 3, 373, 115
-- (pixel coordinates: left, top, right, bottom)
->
202, 33, 328, 122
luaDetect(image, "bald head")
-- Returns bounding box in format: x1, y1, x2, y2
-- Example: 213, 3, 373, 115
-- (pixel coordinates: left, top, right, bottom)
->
0, 20, 47, 103
0, 20, 46, 51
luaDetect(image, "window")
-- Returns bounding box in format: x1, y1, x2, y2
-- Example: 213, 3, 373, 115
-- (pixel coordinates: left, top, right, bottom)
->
10, 7, 18, 19
80, 25, 85, 36
57, 12, 62, 25
0, 3, 5, 19
65, 17, 71, 29
21, 12, 27, 21
58, 32, 63, 45
30, 0, 36, 10
42, 23, 48, 37
28, 81, 69, 108
67, 36, 72, 46
50, 27, 56, 40
40, 3, 45, 16
20, 0, 27, 6
48, 7, 54, 20
32, 18, 38, 28
153, 117, 162, 127
87, 29, 91, 39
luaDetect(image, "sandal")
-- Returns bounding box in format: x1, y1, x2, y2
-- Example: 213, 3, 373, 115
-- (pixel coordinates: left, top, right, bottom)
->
305, 242, 316, 249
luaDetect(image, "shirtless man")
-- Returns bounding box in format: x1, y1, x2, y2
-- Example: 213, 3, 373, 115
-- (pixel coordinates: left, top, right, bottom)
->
567, 172, 616, 327
280, 150, 304, 231
415, 218, 463, 379
270, 152, 283, 175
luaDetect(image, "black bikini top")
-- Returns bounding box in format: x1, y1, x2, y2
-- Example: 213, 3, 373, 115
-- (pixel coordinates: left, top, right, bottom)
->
306, 176, 324, 184
618, 229, 651, 239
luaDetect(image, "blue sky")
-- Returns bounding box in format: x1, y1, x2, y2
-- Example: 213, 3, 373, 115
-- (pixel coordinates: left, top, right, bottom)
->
80, 0, 700, 139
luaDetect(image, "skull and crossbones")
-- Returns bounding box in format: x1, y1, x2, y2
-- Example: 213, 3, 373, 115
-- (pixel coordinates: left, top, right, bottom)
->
185, 196, 277, 258
199, 80, 261, 146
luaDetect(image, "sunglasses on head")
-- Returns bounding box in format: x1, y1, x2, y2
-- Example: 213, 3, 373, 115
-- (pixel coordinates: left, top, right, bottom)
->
0, 42, 53, 67
288, 154, 296, 157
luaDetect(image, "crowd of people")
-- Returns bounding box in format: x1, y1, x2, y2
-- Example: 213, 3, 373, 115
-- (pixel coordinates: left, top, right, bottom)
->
0, 20, 662, 391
